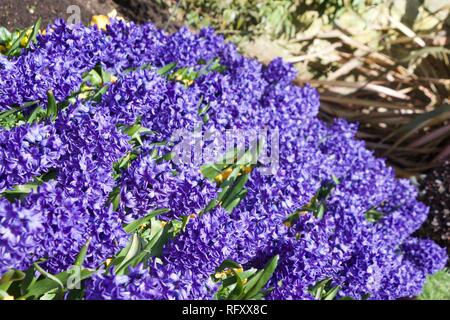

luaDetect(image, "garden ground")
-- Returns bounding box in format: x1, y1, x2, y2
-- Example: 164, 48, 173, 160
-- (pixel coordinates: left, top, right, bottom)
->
0, 0, 177, 30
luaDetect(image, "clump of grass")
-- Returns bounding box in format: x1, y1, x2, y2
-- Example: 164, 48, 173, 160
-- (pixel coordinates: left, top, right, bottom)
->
418, 269, 450, 300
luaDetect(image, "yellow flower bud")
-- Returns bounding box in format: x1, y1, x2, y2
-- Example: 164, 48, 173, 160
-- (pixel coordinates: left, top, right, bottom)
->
242, 166, 252, 174
214, 271, 227, 280
214, 173, 223, 184
283, 221, 292, 228
20, 29, 32, 47
105, 258, 113, 267
222, 167, 233, 179
91, 15, 110, 31
215, 167, 233, 183
139, 223, 148, 230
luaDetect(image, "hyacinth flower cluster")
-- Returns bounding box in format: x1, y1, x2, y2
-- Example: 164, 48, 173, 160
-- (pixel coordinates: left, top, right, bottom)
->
0, 18, 447, 300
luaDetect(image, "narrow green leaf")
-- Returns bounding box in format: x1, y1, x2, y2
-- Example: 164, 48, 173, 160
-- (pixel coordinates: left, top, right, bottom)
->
0, 26, 11, 44
323, 286, 340, 300
114, 233, 142, 272
22, 269, 94, 299
241, 255, 279, 300
158, 62, 177, 76
74, 238, 91, 267
316, 204, 325, 219
91, 85, 109, 103
221, 174, 250, 211
46, 90, 57, 121
0, 108, 20, 121
5, 29, 27, 56
0, 269, 26, 291
365, 208, 384, 223
25, 18, 42, 48
83, 69, 103, 87
200, 164, 223, 181
32, 262, 64, 290
20, 266, 38, 296
27, 106, 44, 124
216, 260, 242, 272
124, 208, 170, 233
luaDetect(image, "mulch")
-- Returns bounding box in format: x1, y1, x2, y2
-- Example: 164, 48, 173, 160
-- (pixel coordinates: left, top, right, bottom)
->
0, 0, 178, 30
417, 163, 450, 263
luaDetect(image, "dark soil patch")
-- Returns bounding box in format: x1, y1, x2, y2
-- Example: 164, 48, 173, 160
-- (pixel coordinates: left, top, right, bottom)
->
113, 0, 180, 31
0, 0, 177, 30
418, 163, 450, 263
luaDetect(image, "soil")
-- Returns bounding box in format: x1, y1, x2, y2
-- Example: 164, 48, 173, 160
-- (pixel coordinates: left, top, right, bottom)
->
417, 163, 450, 263
0, 0, 178, 31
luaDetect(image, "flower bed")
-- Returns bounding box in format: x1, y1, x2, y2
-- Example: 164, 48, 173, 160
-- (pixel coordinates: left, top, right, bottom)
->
0, 18, 447, 300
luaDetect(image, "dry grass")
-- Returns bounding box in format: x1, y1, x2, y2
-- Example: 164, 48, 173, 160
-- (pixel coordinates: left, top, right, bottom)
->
292, 26, 450, 177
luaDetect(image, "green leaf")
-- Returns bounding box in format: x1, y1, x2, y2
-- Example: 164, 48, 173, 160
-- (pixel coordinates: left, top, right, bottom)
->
365, 208, 384, 223
32, 262, 64, 290
0, 26, 11, 44
27, 105, 44, 124
113, 233, 142, 273
221, 174, 250, 210
20, 266, 38, 296
200, 164, 223, 181
309, 278, 331, 299
200, 199, 219, 215
5, 29, 27, 56
74, 238, 91, 267
0, 107, 21, 122
2, 181, 40, 195
0, 289, 12, 299
227, 272, 245, 300
25, 18, 41, 48
124, 208, 170, 233
241, 255, 279, 300
22, 268, 94, 299
91, 85, 109, 103
222, 189, 248, 212
145, 219, 170, 257
97, 65, 113, 84
323, 285, 340, 300
108, 186, 121, 211
308, 277, 340, 300
316, 203, 326, 219
216, 260, 242, 272
116, 220, 169, 274
46, 91, 57, 121
83, 69, 103, 87
217, 166, 241, 200
157, 62, 177, 76
0, 269, 26, 291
